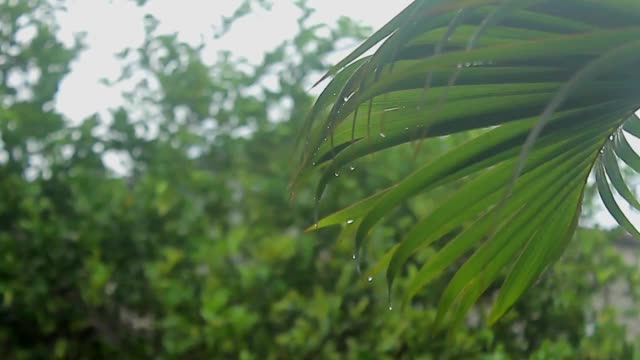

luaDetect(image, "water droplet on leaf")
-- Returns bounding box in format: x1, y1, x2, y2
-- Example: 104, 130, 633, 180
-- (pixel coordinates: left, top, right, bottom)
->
334, 172, 340, 177
367, 276, 373, 282
349, 166, 355, 171
346, 219, 354, 224
379, 132, 386, 138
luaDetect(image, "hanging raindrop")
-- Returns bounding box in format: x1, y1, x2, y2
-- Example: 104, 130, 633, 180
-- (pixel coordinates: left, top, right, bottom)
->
343, 92, 355, 102
609, 135, 614, 141
353, 253, 361, 274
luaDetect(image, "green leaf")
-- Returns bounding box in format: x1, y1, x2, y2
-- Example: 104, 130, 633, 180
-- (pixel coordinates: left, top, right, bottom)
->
602, 138, 640, 211
622, 113, 640, 139
405, 144, 596, 304
613, 132, 640, 173
387, 125, 606, 292
595, 161, 640, 239
296, 0, 640, 326
488, 182, 582, 323
436, 166, 589, 329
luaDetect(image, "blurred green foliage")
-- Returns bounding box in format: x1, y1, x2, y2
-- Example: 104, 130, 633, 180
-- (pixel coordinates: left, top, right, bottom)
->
0, 0, 639, 358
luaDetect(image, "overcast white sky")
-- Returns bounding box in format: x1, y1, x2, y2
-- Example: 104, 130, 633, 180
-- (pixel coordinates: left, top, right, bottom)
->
50, 0, 640, 229
55, 0, 412, 121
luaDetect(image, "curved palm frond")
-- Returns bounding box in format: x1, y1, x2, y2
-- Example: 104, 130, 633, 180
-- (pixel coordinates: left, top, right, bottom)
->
293, 0, 640, 328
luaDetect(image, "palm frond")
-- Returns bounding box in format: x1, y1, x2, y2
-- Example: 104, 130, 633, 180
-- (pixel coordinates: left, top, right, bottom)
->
294, 0, 640, 328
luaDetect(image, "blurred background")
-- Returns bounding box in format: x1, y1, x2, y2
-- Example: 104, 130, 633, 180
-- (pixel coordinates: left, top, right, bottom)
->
0, 0, 639, 358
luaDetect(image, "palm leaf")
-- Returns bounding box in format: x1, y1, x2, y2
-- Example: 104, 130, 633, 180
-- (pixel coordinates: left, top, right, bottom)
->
294, 0, 640, 327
